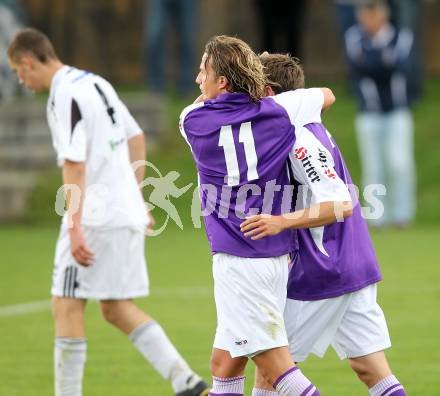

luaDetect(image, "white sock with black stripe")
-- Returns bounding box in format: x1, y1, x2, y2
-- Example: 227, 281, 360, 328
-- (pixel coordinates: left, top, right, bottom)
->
54, 337, 87, 396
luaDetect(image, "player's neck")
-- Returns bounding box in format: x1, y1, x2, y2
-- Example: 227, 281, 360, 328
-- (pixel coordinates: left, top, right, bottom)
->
45, 60, 65, 90
216, 87, 229, 98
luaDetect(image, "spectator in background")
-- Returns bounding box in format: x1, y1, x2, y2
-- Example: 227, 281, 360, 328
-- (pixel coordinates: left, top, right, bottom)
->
335, 0, 423, 105
0, 0, 24, 102
334, 0, 422, 45
256, 0, 307, 60
344, 0, 417, 228
144, 0, 198, 97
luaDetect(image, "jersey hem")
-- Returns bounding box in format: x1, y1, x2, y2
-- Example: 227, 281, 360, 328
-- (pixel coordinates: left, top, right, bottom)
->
339, 341, 392, 360
211, 248, 292, 259
228, 340, 289, 359
287, 277, 382, 301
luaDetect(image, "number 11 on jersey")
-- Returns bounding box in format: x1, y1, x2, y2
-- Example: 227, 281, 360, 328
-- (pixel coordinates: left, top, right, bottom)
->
218, 122, 259, 186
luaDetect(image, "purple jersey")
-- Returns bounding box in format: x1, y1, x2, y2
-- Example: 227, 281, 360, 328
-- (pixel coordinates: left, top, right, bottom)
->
287, 123, 382, 300
180, 90, 324, 258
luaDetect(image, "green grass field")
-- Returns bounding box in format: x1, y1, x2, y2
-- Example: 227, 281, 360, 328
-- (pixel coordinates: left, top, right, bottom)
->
1, 224, 439, 395
1, 80, 440, 395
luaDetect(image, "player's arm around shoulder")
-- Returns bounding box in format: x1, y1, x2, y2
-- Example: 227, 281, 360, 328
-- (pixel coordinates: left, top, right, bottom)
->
298, 87, 335, 111
62, 160, 94, 266
240, 200, 353, 240
271, 87, 335, 128
241, 127, 353, 241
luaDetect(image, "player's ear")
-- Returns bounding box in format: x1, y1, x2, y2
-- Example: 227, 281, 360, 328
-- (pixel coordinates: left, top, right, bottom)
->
7, 57, 17, 72
218, 75, 229, 90
20, 54, 33, 70
265, 86, 275, 96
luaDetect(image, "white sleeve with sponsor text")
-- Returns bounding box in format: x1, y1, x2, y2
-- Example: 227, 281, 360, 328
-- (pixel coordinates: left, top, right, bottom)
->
272, 88, 324, 128
290, 127, 351, 205
51, 86, 87, 167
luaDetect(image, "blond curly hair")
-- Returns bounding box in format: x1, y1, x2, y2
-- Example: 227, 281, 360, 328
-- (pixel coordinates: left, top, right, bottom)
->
204, 35, 266, 102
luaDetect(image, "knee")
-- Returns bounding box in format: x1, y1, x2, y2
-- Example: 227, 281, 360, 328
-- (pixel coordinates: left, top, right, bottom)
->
210, 354, 223, 376
52, 297, 83, 322
349, 358, 375, 386
209, 354, 247, 378
100, 302, 120, 326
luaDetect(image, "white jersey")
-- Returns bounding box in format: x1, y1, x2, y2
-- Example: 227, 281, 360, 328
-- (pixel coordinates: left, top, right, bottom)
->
47, 66, 147, 229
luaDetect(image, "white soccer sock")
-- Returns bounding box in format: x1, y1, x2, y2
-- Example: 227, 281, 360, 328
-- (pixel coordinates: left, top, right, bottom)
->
369, 375, 407, 396
54, 337, 87, 396
211, 376, 245, 395
129, 320, 197, 393
252, 388, 278, 395
274, 367, 320, 396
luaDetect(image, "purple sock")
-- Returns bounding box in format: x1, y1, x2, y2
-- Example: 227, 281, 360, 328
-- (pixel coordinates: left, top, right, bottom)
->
274, 367, 320, 396
369, 375, 407, 396
209, 375, 245, 396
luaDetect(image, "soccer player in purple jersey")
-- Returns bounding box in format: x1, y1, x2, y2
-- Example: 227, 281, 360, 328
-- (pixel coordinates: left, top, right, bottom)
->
241, 53, 407, 396
179, 35, 336, 396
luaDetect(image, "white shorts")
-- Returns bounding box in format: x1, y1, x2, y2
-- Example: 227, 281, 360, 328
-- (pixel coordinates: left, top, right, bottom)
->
213, 253, 290, 358
284, 283, 391, 361
51, 225, 149, 300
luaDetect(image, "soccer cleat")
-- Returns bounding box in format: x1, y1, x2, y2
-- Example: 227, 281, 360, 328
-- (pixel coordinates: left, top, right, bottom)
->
175, 376, 210, 396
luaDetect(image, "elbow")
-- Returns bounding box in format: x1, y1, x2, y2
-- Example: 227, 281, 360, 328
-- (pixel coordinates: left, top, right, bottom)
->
130, 132, 145, 146
330, 90, 336, 106
326, 88, 336, 106
322, 88, 336, 111
64, 160, 86, 175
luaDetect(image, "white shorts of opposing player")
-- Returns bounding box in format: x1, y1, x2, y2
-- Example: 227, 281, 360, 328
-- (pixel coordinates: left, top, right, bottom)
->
284, 283, 391, 362
51, 225, 149, 299
213, 253, 290, 358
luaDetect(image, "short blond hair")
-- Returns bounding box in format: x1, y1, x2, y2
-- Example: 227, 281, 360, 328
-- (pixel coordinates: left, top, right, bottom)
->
204, 35, 266, 102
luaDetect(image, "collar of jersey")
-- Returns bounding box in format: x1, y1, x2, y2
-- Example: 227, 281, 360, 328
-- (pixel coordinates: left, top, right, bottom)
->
208, 92, 251, 104
49, 65, 72, 97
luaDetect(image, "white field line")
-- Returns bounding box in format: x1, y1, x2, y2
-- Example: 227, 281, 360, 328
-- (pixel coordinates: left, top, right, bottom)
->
0, 299, 51, 318
0, 286, 212, 318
